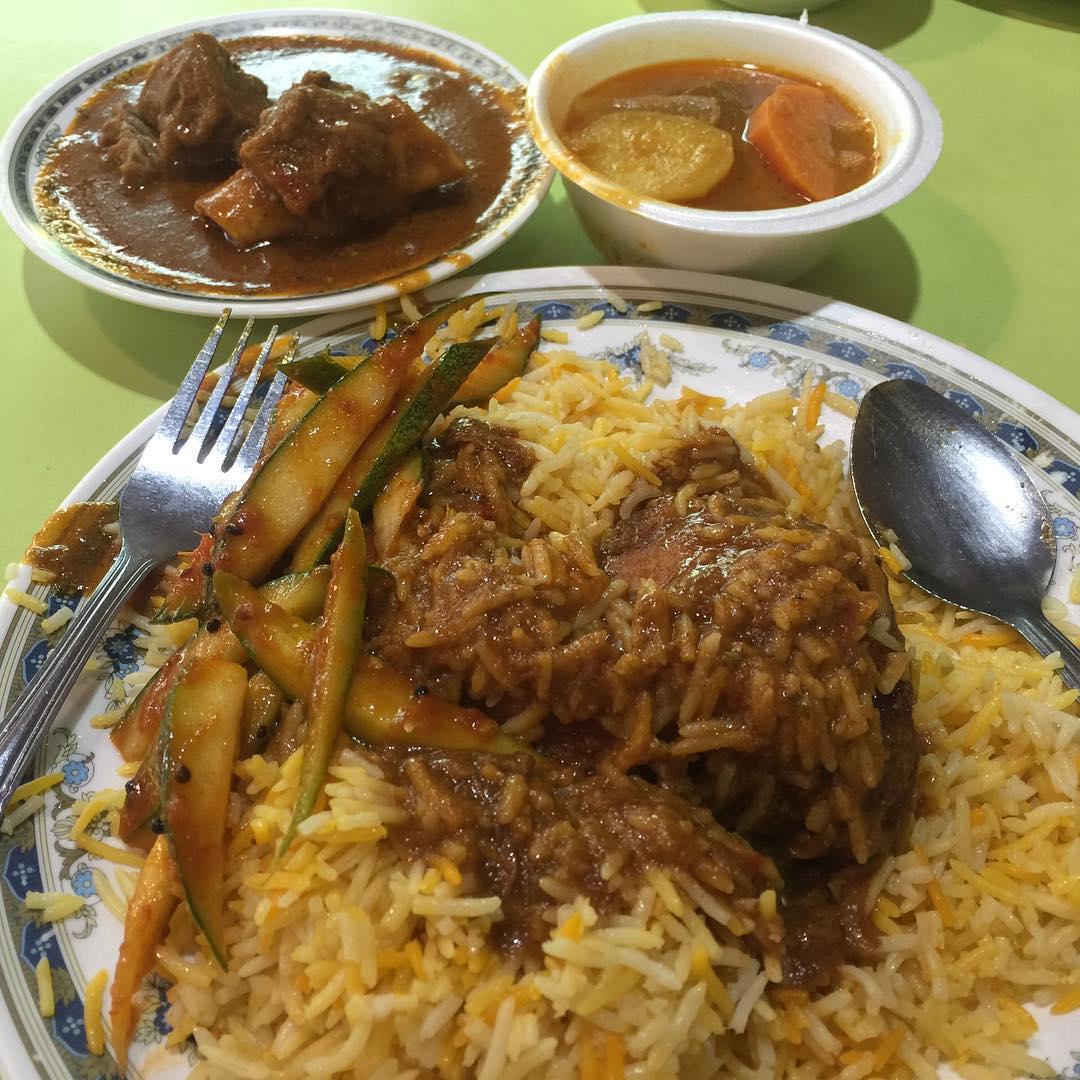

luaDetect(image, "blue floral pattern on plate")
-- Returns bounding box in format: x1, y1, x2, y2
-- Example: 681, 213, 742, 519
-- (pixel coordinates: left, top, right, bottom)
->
531, 301, 575, 320
589, 301, 628, 319
708, 310, 752, 332
60, 758, 90, 791
19, 639, 49, 685
70, 867, 95, 899
826, 339, 869, 365
997, 421, 1039, 455
1049, 460, 1080, 497
945, 389, 985, 416
768, 321, 812, 345
649, 303, 692, 323
100, 627, 140, 678
883, 362, 929, 384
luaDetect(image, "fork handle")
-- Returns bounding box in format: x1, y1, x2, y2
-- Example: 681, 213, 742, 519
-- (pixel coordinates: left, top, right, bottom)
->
1014, 609, 1080, 690
0, 546, 157, 810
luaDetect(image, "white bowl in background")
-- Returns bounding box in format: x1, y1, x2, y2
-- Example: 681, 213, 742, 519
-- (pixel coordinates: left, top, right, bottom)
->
723, 1, 840, 14
526, 12, 942, 283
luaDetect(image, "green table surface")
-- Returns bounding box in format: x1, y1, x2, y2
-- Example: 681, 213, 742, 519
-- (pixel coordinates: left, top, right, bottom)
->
1, 0, 1078, 555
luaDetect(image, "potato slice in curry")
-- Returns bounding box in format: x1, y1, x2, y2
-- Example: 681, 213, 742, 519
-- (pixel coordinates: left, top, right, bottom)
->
568, 109, 734, 202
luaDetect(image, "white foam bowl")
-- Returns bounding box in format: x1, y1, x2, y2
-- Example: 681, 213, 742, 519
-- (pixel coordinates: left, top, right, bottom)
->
526, 12, 942, 283
724, 1, 839, 13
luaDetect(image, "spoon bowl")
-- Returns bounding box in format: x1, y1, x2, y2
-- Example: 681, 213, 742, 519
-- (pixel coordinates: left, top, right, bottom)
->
851, 380, 1080, 688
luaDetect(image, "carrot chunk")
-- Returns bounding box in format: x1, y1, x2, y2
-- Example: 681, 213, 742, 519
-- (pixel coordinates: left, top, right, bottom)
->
747, 83, 839, 202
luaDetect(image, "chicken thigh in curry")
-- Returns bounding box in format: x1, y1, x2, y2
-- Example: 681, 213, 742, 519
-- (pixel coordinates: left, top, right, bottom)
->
100, 32, 269, 185
196, 71, 467, 246
364, 417, 918, 968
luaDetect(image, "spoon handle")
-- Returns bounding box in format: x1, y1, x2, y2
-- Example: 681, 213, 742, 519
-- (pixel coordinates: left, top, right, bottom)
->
1013, 611, 1080, 690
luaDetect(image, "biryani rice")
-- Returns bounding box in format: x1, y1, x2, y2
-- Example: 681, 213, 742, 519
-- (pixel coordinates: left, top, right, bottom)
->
149, 345, 1080, 1079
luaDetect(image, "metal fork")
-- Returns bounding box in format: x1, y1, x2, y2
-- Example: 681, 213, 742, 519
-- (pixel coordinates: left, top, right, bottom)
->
0, 311, 290, 810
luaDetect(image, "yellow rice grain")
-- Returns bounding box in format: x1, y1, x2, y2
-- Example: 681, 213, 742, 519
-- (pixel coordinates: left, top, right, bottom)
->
369, 301, 388, 341
824, 390, 858, 418
40, 605, 73, 634
7, 771, 62, 808
4, 587, 46, 615
540, 328, 570, 344
1052, 986, 1080, 1014
25, 891, 85, 922
84, 969, 108, 1054
74, 833, 145, 869
34, 959, 55, 1015
1, 794, 45, 836
36, 957, 55, 1018
92, 869, 126, 920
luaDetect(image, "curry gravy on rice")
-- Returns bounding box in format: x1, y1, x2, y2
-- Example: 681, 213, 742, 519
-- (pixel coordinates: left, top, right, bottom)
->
162, 338, 925, 1076
371, 421, 913, 867
358, 412, 914, 980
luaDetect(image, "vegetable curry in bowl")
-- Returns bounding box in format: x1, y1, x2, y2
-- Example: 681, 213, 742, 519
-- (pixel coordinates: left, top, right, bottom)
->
559, 59, 879, 210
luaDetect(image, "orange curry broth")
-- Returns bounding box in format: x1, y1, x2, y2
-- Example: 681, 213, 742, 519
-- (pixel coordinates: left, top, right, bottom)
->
559, 59, 878, 210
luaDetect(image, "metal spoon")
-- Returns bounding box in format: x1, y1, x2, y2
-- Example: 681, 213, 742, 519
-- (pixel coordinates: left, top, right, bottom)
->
850, 379, 1080, 689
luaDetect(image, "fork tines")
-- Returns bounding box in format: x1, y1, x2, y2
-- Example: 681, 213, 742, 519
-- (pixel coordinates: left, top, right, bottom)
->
156, 311, 291, 474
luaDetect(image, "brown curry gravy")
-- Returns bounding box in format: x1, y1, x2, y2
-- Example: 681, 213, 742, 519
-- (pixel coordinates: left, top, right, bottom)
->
34, 35, 522, 299
24, 502, 120, 595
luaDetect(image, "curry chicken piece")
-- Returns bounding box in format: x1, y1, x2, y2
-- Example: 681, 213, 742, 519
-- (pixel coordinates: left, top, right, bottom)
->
101, 32, 269, 184
370, 421, 918, 869
195, 71, 468, 247
596, 483, 918, 865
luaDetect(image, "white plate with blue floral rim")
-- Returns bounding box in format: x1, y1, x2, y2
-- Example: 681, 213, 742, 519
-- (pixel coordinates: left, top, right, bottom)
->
1, 266, 1078, 1080
0, 9, 552, 319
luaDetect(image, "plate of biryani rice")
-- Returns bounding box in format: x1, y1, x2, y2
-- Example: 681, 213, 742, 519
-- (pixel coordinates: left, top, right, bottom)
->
1, 266, 1079, 1080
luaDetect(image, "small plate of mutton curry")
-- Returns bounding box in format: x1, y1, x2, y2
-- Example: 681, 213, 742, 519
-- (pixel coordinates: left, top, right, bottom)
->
0, 10, 551, 316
